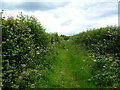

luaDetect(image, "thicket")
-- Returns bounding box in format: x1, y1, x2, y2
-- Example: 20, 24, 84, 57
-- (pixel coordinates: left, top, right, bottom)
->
2, 13, 60, 89
73, 26, 120, 88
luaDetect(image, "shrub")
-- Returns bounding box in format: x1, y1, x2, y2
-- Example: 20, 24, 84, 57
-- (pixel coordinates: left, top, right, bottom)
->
73, 26, 120, 88
2, 13, 58, 89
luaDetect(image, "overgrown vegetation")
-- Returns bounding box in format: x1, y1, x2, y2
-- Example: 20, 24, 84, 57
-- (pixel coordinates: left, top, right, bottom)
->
1, 12, 120, 89
73, 26, 120, 88
2, 13, 60, 89
35, 41, 96, 88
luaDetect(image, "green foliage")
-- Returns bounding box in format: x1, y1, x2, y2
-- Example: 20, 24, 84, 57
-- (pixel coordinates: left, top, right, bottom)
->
50, 32, 60, 44
74, 26, 120, 55
73, 26, 120, 88
2, 13, 58, 89
60, 35, 70, 40
2, 11, 120, 88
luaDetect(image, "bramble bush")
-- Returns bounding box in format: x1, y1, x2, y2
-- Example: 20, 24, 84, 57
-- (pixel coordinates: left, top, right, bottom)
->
73, 26, 120, 88
2, 13, 60, 89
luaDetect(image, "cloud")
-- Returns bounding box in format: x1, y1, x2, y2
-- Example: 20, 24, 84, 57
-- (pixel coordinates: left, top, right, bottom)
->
61, 20, 72, 26
2, 0, 119, 35
1, 2, 69, 11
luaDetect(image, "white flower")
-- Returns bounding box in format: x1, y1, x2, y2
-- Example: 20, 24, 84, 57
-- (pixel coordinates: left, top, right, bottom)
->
36, 51, 40, 54
37, 52, 40, 54
21, 64, 26, 67
18, 76, 23, 80
103, 66, 106, 68
83, 60, 86, 62
37, 47, 40, 49
22, 71, 26, 75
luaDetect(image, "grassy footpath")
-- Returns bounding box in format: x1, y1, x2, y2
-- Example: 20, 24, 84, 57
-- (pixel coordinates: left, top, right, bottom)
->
36, 40, 96, 88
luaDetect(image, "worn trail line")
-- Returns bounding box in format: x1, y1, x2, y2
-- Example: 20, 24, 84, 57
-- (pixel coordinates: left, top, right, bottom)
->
45, 41, 96, 88
48, 47, 80, 88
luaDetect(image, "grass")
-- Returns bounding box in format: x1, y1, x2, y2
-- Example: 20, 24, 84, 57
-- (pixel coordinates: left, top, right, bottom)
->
66, 41, 96, 88
36, 40, 96, 88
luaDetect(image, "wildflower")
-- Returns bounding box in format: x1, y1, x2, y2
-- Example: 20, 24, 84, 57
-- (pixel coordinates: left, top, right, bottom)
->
22, 71, 29, 76
31, 84, 35, 88
83, 60, 86, 62
21, 64, 26, 67
18, 76, 23, 80
108, 57, 113, 61
93, 60, 96, 62
103, 66, 106, 68
36, 51, 40, 54
22, 71, 26, 75
37, 47, 40, 49
39, 73, 42, 76
37, 52, 40, 54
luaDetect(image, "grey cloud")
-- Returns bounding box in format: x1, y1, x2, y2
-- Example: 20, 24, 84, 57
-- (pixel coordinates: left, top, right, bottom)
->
97, 10, 117, 18
1, 2, 69, 11
61, 20, 72, 26
83, 2, 118, 20
80, 2, 118, 10
87, 9, 117, 20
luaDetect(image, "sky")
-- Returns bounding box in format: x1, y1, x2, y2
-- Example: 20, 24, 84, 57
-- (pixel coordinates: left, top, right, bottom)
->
0, 0, 119, 35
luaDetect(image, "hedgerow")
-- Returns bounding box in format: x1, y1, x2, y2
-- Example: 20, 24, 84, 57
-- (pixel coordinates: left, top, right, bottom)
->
73, 26, 120, 88
2, 13, 59, 89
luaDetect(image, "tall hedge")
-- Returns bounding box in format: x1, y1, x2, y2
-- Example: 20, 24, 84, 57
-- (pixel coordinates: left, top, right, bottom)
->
73, 26, 120, 88
2, 13, 58, 89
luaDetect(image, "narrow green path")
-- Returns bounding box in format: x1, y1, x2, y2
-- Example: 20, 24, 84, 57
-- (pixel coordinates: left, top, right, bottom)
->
47, 45, 81, 88
40, 40, 96, 88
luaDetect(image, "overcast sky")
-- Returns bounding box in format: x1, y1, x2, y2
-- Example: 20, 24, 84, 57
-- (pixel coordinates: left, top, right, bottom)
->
1, 0, 119, 35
